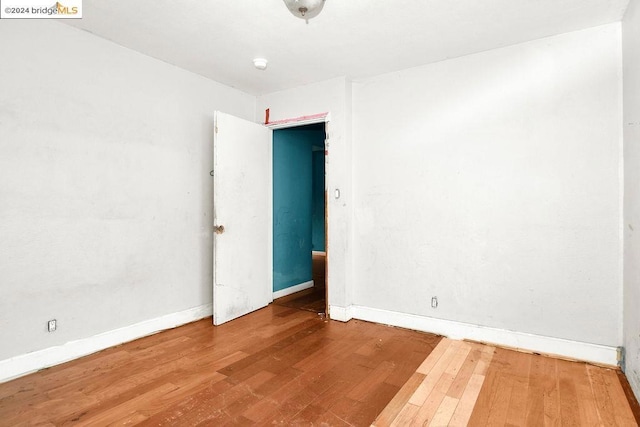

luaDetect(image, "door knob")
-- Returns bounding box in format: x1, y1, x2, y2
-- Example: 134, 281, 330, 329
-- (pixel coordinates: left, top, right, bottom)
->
214, 225, 225, 234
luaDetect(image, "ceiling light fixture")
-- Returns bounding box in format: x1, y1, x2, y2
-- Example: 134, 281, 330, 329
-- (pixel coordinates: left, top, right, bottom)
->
253, 58, 268, 70
282, 0, 326, 22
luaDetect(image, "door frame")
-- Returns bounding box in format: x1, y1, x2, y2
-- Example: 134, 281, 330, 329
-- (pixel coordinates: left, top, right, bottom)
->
267, 113, 330, 316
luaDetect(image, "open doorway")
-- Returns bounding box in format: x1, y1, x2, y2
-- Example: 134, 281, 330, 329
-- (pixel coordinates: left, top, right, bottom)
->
271, 122, 327, 315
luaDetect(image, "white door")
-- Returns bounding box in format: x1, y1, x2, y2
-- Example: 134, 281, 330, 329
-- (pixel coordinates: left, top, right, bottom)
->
213, 111, 272, 325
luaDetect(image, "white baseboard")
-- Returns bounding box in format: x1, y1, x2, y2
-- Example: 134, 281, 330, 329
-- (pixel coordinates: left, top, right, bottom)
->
329, 305, 353, 322
0, 303, 213, 384
1, 302, 618, 385
273, 280, 314, 299
345, 305, 618, 366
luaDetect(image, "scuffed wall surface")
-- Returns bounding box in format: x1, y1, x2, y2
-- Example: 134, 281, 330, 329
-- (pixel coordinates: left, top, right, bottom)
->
623, 0, 640, 400
0, 21, 254, 360
352, 24, 622, 346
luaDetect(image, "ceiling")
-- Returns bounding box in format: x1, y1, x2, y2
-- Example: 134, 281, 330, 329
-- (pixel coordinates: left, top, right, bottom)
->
65, 0, 630, 96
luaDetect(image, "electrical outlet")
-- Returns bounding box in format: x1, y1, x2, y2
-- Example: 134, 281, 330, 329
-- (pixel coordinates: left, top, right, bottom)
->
431, 296, 438, 308
47, 319, 57, 332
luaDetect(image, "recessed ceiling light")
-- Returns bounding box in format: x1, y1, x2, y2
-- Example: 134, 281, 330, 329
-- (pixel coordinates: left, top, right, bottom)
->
253, 58, 268, 71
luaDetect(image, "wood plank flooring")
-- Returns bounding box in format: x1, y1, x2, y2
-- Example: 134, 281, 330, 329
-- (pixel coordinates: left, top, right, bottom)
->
373, 338, 639, 426
373, 338, 494, 426
0, 304, 440, 426
2, 305, 639, 426
273, 252, 327, 314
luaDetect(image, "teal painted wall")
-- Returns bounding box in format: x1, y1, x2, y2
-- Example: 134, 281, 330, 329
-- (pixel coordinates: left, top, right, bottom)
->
273, 124, 325, 293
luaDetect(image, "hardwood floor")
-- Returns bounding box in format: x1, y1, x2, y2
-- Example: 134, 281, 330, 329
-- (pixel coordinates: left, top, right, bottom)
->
0, 304, 440, 426
373, 338, 640, 426
2, 304, 639, 426
273, 252, 327, 315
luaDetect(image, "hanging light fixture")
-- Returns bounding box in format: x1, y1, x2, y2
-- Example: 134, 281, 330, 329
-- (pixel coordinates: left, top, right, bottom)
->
282, 0, 326, 22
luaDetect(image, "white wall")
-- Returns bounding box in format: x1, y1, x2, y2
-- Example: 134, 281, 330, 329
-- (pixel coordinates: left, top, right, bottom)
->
352, 24, 623, 347
623, 0, 640, 398
256, 78, 353, 315
0, 16, 627, 376
0, 21, 254, 362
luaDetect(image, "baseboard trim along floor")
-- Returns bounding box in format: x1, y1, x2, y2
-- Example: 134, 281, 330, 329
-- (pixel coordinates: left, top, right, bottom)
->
329, 304, 618, 366
2, 302, 618, 384
272, 280, 314, 300
0, 303, 213, 383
